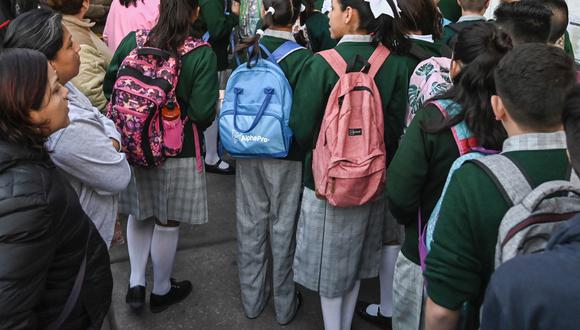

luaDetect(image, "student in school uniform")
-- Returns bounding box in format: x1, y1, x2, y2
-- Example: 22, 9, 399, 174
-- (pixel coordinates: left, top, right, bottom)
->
424, 43, 576, 330
355, 0, 449, 326
480, 82, 580, 330
289, 0, 415, 328
233, 0, 312, 325
385, 22, 510, 330
300, 0, 337, 52
198, 0, 239, 174
440, 0, 489, 47
103, 0, 218, 313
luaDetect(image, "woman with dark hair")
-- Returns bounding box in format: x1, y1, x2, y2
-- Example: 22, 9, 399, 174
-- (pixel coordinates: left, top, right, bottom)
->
45, 0, 113, 111
289, 0, 415, 328
384, 22, 511, 330
104, 0, 217, 313
4, 9, 131, 249
103, 0, 160, 51
0, 48, 112, 330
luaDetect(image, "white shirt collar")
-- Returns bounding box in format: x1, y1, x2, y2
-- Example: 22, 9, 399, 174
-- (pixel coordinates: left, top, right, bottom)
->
263, 29, 296, 42
338, 34, 373, 44
407, 34, 434, 43
457, 14, 486, 22
502, 131, 567, 153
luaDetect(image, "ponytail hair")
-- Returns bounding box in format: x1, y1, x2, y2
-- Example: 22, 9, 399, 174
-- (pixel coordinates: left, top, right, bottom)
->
563, 85, 580, 174
422, 22, 512, 151
337, 0, 410, 53
237, 0, 307, 65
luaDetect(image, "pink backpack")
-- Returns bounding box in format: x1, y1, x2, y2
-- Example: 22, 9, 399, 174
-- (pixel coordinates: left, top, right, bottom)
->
107, 30, 208, 169
312, 45, 389, 207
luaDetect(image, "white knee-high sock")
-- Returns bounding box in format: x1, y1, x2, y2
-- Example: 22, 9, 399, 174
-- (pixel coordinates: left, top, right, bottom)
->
379, 245, 400, 317
204, 119, 219, 165
127, 215, 154, 288
320, 295, 343, 330
341, 280, 361, 330
150, 224, 180, 295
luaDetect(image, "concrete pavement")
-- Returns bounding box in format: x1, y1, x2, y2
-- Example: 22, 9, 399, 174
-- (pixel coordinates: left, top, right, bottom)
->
105, 172, 383, 330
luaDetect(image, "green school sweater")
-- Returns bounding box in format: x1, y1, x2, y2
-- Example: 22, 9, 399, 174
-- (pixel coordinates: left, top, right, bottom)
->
103, 32, 219, 158
440, 19, 486, 47
386, 105, 459, 264
438, 0, 461, 23
304, 11, 338, 53
199, 0, 239, 71
259, 34, 313, 161
564, 31, 575, 59
425, 147, 569, 327
289, 39, 416, 190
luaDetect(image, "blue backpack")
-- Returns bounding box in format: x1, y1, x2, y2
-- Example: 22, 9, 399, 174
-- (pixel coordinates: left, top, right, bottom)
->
219, 41, 304, 158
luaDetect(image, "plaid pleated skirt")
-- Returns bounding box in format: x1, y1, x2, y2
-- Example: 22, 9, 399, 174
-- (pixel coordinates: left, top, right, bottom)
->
119, 157, 208, 225
293, 188, 385, 298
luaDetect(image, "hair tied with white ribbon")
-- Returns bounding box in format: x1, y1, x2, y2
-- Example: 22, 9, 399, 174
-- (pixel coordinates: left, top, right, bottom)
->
364, 0, 401, 19
300, 4, 306, 12
256, 29, 265, 36
265, 6, 276, 15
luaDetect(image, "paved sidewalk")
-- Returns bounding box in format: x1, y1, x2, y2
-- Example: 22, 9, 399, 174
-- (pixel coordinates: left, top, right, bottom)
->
105, 173, 382, 330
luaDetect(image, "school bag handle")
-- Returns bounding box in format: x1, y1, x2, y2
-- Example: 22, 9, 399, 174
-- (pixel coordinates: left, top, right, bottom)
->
319, 44, 390, 79
521, 180, 580, 212
232, 87, 275, 133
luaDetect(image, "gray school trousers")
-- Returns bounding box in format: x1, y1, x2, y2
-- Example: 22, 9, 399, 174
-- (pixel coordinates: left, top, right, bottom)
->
236, 158, 302, 324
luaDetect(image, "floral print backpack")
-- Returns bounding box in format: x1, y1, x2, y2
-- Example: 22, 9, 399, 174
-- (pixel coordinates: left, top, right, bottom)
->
107, 30, 208, 168
405, 56, 452, 128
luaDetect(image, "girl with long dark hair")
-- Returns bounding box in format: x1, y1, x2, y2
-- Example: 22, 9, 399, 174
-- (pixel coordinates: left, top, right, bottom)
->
384, 22, 511, 329
289, 0, 414, 328
104, 0, 218, 313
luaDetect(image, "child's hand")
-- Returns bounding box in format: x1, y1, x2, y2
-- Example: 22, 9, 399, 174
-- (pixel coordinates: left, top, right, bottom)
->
231, 0, 240, 16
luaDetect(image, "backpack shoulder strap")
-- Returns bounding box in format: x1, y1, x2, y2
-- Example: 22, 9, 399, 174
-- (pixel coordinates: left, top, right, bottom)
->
429, 99, 477, 155
367, 44, 391, 78
319, 49, 347, 77
270, 40, 306, 63
470, 154, 533, 206
179, 37, 210, 57
134, 29, 150, 48
409, 42, 430, 62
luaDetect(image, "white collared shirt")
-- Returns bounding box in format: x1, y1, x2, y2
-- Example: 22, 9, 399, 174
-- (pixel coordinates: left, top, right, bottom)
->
407, 34, 434, 43
263, 29, 296, 42
338, 34, 373, 44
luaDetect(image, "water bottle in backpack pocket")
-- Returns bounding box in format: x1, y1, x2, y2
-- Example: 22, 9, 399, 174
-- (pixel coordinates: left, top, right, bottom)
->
107, 29, 209, 168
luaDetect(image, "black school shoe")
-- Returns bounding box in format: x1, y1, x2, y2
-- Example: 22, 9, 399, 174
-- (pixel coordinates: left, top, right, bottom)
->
355, 301, 392, 329
150, 278, 193, 313
205, 159, 235, 175
125, 285, 146, 310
